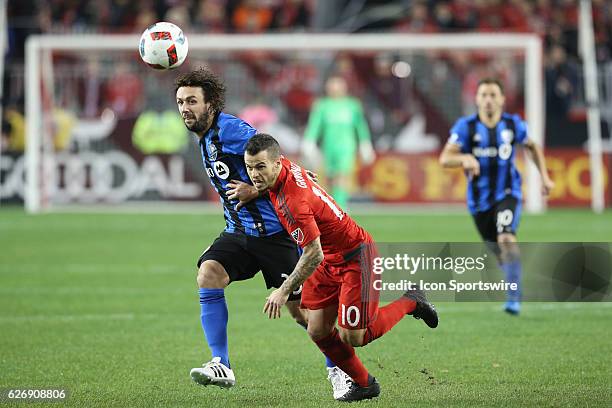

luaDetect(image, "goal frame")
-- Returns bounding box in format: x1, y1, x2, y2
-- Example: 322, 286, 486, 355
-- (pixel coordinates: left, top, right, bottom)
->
24, 33, 544, 213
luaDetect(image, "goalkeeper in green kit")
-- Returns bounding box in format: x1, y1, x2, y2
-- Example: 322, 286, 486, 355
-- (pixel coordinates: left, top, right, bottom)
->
302, 75, 375, 209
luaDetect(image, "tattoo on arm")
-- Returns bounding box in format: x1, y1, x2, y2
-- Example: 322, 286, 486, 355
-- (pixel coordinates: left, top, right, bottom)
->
280, 238, 323, 293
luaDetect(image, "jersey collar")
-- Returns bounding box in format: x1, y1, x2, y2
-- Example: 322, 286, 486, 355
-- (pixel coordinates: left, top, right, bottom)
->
200, 111, 222, 144
477, 113, 503, 130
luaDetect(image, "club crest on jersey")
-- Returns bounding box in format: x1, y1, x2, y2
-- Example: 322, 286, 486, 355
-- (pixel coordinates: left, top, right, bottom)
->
291, 228, 304, 244
498, 143, 512, 160
207, 143, 218, 161
501, 129, 514, 144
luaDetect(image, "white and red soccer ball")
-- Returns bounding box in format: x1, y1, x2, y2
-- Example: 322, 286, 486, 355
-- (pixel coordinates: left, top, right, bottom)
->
139, 22, 188, 70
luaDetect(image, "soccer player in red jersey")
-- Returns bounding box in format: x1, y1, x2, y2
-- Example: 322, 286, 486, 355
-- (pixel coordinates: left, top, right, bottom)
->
244, 133, 438, 402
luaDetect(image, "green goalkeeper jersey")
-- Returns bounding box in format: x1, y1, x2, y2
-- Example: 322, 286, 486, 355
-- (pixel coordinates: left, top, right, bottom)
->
304, 96, 371, 156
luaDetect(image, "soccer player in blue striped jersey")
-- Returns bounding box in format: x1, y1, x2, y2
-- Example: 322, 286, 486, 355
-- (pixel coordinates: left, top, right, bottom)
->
439, 78, 554, 315
175, 67, 351, 397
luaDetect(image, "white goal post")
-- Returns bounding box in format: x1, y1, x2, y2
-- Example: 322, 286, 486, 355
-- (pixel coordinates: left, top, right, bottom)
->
25, 33, 544, 213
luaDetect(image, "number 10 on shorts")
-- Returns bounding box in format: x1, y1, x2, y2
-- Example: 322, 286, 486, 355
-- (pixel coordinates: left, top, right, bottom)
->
341, 304, 361, 327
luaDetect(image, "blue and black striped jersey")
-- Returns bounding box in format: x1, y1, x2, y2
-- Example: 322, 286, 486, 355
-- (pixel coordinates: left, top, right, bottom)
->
199, 112, 284, 236
448, 113, 529, 214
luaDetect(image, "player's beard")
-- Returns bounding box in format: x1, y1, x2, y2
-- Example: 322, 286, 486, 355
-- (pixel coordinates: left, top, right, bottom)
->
184, 109, 212, 133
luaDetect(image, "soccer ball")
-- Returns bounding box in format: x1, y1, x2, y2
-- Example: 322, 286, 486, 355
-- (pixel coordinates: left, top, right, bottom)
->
139, 22, 188, 70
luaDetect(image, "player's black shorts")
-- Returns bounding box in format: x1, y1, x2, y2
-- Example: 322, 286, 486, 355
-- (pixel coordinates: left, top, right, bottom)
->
197, 230, 302, 301
472, 195, 522, 243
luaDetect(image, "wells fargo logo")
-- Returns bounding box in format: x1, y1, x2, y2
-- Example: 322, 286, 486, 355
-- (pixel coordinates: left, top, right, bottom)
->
358, 150, 610, 205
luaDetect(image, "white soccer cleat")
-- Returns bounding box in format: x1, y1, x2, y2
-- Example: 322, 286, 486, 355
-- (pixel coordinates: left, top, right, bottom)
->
190, 357, 236, 388
327, 366, 352, 400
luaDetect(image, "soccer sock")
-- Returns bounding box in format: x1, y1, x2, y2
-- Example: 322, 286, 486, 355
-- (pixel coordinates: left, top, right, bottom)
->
362, 297, 416, 345
500, 260, 522, 302
296, 320, 336, 368
198, 288, 230, 368
314, 328, 370, 387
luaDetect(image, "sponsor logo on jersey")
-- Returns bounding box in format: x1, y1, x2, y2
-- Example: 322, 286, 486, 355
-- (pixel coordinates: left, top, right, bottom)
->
472, 145, 513, 160
472, 133, 481, 143
213, 161, 230, 179
291, 228, 304, 244
472, 146, 498, 158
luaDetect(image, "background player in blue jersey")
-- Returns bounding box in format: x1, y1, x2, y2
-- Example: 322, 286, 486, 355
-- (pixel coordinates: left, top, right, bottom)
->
174, 67, 351, 397
439, 78, 554, 315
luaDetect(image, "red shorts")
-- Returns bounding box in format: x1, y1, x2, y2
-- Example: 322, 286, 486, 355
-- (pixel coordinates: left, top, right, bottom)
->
300, 239, 380, 329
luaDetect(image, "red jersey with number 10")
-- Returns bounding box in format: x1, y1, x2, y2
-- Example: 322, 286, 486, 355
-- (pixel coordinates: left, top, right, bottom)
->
268, 157, 370, 266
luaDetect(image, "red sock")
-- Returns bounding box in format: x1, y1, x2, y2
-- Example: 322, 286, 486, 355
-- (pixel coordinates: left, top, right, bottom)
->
362, 297, 415, 345
314, 329, 370, 387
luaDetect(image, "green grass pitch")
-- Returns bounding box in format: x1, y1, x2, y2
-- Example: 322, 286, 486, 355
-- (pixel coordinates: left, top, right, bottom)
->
1, 208, 611, 407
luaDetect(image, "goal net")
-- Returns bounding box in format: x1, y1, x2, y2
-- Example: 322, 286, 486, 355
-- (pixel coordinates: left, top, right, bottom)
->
22, 33, 544, 212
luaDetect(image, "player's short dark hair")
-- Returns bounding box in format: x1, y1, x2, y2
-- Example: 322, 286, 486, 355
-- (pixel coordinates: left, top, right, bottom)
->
245, 133, 281, 159
477, 78, 505, 94
175, 67, 226, 113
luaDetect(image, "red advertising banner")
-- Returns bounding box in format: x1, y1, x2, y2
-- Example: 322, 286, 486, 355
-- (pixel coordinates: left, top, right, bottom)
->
356, 149, 611, 206
1, 148, 609, 207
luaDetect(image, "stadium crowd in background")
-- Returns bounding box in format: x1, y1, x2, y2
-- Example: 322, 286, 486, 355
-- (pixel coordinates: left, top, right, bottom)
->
6, 1, 610, 57
3, 0, 612, 151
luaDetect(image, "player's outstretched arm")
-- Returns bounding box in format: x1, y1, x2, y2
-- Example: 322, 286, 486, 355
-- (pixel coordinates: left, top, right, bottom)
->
524, 140, 555, 195
263, 237, 324, 319
439, 143, 480, 177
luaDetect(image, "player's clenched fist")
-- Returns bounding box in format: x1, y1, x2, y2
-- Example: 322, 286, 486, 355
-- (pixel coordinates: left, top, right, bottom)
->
264, 288, 289, 319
